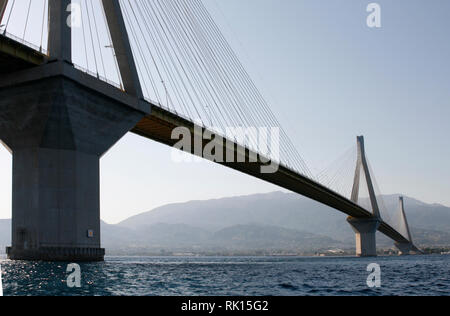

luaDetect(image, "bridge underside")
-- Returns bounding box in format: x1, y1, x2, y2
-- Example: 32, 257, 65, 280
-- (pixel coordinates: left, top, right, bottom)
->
0, 34, 46, 73
134, 108, 371, 216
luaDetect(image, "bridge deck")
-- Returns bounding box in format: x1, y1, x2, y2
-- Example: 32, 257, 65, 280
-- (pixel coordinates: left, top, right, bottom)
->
132, 104, 410, 245
0, 34, 47, 73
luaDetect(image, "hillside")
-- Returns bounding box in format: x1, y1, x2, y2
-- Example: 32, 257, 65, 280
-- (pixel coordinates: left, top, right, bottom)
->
118, 192, 450, 247
0, 192, 449, 255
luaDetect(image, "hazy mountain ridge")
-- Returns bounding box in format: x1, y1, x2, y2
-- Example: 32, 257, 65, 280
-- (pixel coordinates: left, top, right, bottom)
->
119, 192, 351, 239
0, 192, 449, 254
117, 192, 450, 246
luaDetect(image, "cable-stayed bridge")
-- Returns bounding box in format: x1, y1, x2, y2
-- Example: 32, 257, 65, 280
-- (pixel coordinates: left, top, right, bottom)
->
0, 0, 419, 261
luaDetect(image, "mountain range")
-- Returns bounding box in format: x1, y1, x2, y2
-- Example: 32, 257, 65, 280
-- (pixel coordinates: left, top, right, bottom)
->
1, 192, 449, 255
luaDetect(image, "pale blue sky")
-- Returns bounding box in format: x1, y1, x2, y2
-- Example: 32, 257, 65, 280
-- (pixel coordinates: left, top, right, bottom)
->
0, 1, 449, 223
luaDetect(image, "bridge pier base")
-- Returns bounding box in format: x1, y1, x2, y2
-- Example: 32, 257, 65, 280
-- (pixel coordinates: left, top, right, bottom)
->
0, 74, 145, 261
394, 242, 413, 256
347, 217, 380, 257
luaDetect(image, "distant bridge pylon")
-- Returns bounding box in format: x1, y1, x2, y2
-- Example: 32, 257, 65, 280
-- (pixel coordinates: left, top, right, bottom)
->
395, 197, 419, 255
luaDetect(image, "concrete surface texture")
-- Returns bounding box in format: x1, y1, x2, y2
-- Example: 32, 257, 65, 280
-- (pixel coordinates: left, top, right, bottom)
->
0, 75, 145, 261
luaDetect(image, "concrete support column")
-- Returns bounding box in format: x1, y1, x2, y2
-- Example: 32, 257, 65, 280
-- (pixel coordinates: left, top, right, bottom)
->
347, 217, 380, 257
11, 149, 100, 254
0, 75, 145, 261
48, 0, 72, 62
394, 242, 412, 256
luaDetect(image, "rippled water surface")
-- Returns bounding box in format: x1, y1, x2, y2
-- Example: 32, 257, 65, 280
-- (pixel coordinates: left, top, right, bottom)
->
0, 255, 449, 296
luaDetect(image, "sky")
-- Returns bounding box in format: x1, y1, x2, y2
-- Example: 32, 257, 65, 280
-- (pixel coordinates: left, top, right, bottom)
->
0, 0, 449, 224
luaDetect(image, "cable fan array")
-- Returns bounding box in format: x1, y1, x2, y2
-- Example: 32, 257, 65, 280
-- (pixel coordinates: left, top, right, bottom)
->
366, 159, 410, 240
0, 0, 48, 53
1, 0, 313, 178
72, 0, 123, 89
317, 144, 410, 241
317, 145, 358, 200
119, 0, 314, 178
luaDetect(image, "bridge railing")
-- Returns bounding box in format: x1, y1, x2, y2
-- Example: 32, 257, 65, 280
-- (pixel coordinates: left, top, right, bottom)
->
73, 63, 123, 91
1, 29, 48, 55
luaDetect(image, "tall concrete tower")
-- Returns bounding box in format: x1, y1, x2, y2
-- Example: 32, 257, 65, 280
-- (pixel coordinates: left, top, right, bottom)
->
0, 0, 149, 261
347, 136, 381, 257
394, 197, 414, 255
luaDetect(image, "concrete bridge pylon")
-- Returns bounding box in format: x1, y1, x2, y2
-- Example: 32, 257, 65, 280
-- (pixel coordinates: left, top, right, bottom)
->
347, 136, 381, 257
1, 0, 149, 261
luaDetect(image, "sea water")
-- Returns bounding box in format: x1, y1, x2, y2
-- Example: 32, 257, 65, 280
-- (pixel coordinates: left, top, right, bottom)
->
0, 255, 448, 296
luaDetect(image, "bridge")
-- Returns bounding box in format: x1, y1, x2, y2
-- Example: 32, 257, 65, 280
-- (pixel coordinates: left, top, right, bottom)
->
0, 0, 419, 261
